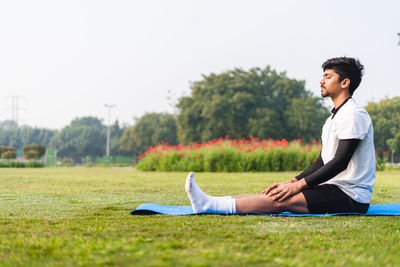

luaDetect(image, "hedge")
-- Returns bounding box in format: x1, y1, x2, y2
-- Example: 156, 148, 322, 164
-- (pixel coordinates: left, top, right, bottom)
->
0, 161, 45, 168
136, 137, 320, 172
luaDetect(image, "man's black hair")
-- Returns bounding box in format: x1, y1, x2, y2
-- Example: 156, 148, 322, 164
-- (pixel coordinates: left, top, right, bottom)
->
322, 57, 364, 95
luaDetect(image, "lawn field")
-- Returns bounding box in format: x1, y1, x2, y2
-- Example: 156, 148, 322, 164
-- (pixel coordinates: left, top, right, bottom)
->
1, 168, 400, 266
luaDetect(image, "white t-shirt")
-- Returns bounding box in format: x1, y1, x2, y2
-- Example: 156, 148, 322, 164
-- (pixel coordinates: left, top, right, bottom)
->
321, 98, 376, 203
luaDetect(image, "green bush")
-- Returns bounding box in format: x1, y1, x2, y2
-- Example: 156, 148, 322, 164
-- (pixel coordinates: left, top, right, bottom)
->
23, 144, 46, 159
376, 155, 388, 171
136, 148, 319, 172
0, 146, 16, 155
25, 150, 40, 160
0, 161, 44, 168
8, 161, 26, 168
136, 138, 385, 172
136, 139, 320, 172
0, 162, 10, 168
25, 161, 45, 168
2, 150, 17, 159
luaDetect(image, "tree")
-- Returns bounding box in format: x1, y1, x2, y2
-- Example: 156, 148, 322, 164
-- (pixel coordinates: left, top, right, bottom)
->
0, 146, 16, 159
285, 97, 330, 143
0, 120, 18, 130
109, 120, 127, 156
0, 121, 55, 150
23, 144, 46, 160
365, 97, 400, 162
2, 150, 16, 159
50, 117, 106, 162
176, 66, 329, 144
119, 113, 178, 156
386, 138, 398, 163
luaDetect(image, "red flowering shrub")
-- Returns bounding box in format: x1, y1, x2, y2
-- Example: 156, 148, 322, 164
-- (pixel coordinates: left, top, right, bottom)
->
136, 137, 321, 172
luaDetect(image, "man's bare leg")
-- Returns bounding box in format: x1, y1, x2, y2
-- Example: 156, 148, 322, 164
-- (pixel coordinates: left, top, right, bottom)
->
235, 192, 309, 214
232, 194, 260, 199
186, 172, 309, 214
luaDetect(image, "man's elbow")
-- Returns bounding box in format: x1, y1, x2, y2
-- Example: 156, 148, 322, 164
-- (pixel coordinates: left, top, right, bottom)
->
335, 157, 352, 173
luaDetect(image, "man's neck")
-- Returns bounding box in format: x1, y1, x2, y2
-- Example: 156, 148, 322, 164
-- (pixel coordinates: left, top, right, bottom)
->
332, 92, 351, 109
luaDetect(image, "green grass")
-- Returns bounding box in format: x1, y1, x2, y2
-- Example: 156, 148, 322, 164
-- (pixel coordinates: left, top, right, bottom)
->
1, 168, 400, 266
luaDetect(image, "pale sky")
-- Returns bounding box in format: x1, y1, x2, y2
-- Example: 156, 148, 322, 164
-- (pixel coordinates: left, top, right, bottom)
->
0, 0, 399, 129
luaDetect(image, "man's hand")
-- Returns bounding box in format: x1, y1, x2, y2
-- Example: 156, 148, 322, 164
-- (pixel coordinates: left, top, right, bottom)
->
261, 182, 289, 195
261, 179, 307, 202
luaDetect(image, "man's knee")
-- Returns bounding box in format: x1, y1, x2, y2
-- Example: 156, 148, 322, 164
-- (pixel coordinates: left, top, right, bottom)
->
260, 194, 284, 212
267, 193, 308, 213
282, 193, 309, 213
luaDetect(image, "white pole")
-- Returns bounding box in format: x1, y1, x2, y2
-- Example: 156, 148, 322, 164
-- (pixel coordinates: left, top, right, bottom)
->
104, 104, 116, 159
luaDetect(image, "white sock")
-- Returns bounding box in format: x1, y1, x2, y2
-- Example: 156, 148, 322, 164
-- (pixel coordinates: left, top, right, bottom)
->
185, 172, 236, 214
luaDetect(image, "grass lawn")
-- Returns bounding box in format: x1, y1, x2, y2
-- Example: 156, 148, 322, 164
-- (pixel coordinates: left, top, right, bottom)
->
1, 168, 400, 266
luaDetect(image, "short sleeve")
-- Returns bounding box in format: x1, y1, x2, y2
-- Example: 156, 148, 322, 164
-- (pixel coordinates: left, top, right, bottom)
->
334, 109, 371, 140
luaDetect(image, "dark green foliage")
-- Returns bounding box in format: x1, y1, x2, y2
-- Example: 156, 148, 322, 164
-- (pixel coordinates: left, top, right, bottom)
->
25, 161, 45, 168
50, 117, 107, 162
0, 161, 44, 168
7, 161, 26, 168
376, 155, 388, 171
0, 146, 16, 155
109, 120, 127, 156
23, 144, 46, 159
285, 97, 330, 143
24, 150, 39, 160
1, 150, 16, 159
0, 120, 55, 150
0, 146, 17, 159
365, 97, 400, 162
119, 113, 178, 156
176, 66, 329, 144
136, 146, 319, 172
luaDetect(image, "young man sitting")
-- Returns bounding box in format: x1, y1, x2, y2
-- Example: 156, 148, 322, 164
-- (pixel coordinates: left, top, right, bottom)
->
186, 57, 376, 214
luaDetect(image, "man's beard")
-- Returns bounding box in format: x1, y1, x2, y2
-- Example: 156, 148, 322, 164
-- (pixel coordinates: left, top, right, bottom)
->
320, 88, 328, 97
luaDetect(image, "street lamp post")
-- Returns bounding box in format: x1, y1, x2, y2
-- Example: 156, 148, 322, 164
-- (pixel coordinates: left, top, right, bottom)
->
104, 104, 116, 161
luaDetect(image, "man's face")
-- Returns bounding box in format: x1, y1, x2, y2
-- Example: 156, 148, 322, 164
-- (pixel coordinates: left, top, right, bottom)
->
320, 69, 343, 98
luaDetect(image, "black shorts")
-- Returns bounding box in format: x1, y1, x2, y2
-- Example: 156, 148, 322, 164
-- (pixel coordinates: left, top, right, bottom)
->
301, 184, 369, 214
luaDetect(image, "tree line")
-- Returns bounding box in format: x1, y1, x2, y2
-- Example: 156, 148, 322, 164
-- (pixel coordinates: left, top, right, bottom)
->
1, 66, 399, 162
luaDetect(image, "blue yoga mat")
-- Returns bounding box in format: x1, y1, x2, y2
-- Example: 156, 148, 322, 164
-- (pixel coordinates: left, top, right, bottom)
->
131, 203, 400, 216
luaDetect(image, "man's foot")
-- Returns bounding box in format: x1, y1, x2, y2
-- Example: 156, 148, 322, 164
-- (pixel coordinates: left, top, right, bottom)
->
185, 172, 236, 214
185, 172, 211, 213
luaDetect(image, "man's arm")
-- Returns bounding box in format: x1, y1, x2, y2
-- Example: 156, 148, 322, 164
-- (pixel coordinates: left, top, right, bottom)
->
303, 139, 360, 187
264, 139, 360, 201
292, 152, 324, 182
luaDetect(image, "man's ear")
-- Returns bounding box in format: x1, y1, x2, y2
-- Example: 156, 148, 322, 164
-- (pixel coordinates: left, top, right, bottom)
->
341, 78, 350, 89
